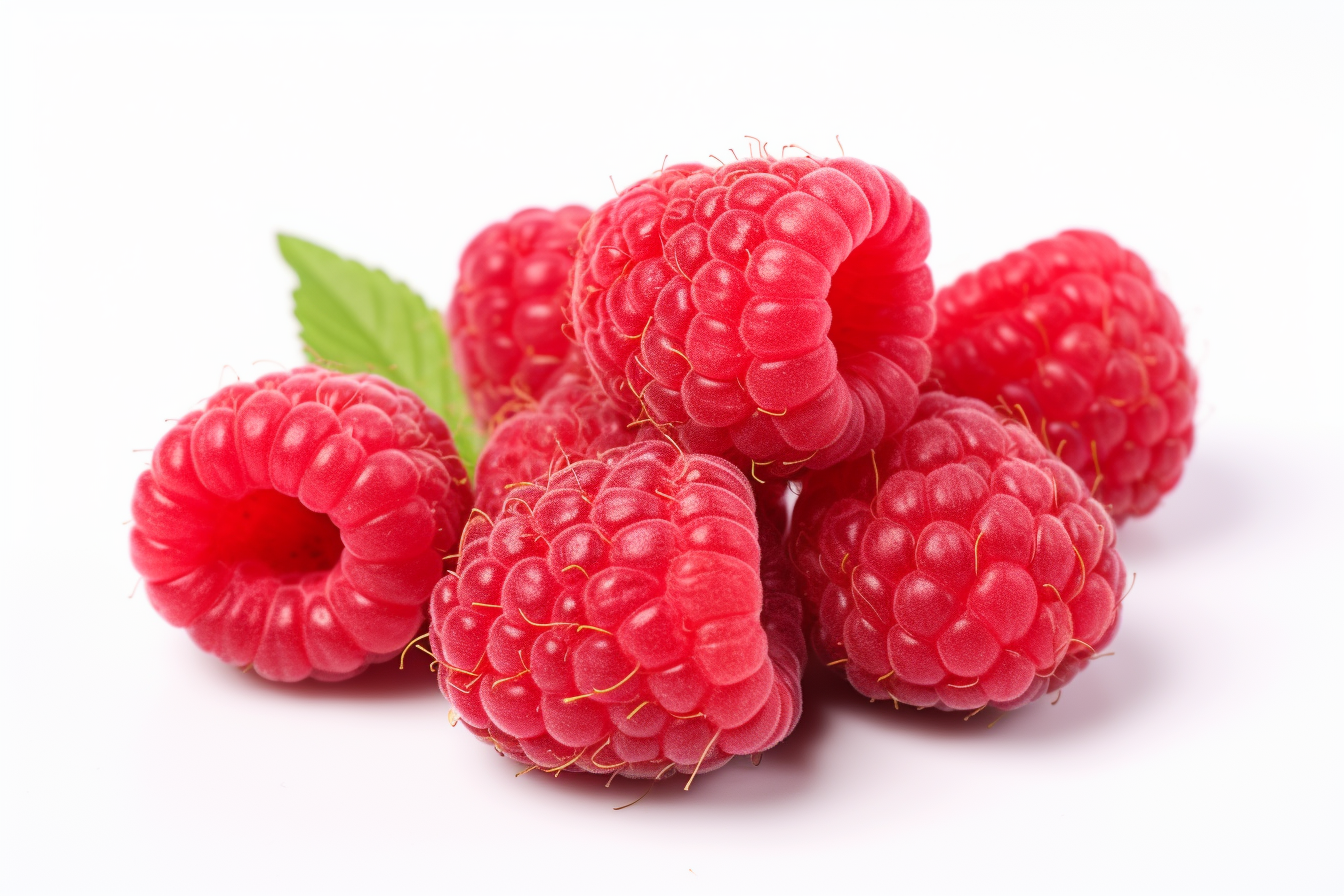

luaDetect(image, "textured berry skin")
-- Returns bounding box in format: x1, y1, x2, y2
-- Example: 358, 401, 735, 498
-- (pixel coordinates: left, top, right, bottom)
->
789, 392, 1125, 712
429, 441, 805, 780
448, 206, 591, 430
930, 230, 1196, 520
130, 367, 473, 682
570, 155, 934, 477
472, 370, 637, 518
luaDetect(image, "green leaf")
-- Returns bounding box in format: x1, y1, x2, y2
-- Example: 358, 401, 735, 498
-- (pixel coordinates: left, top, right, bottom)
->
277, 234, 483, 476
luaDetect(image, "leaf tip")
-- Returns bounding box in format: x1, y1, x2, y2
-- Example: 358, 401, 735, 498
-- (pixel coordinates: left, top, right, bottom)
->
276, 231, 302, 259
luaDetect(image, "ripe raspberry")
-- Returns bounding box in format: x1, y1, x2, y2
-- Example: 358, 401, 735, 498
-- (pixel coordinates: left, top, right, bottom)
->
789, 392, 1125, 712
428, 441, 805, 781
448, 206, 591, 430
930, 230, 1197, 520
472, 370, 637, 518
129, 366, 473, 682
570, 154, 934, 477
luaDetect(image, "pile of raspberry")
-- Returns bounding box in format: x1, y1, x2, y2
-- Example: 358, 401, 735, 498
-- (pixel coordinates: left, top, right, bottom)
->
130, 148, 1196, 788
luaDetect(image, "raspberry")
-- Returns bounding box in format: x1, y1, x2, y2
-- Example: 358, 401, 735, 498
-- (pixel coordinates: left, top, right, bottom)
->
472, 370, 637, 518
788, 392, 1125, 712
428, 441, 805, 781
570, 154, 934, 477
448, 206, 591, 430
129, 366, 473, 682
930, 230, 1197, 520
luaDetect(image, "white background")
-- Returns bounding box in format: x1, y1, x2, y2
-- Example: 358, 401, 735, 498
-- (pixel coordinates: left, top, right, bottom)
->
3, 2, 1341, 893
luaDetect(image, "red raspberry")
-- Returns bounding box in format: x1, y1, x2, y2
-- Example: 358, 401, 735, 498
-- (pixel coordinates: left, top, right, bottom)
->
788, 392, 1125, 712
570, 155, 934, 477
930, 230, 1197, 520
472, 370, 637, 518
129, 367, 473, 682
448, 206, 591, 430
428, 441, 805, 781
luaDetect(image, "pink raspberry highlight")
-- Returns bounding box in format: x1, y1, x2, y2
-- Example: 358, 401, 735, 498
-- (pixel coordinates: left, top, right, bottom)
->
448, 206, 591, 430
930, 230, 1197, 520
570, 154, 934, 478
428, 441, 805, 782
129, 366, 473, 682
788, 392, 1125, 712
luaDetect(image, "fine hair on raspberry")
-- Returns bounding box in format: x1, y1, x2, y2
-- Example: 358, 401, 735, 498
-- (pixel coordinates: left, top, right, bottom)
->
447, 205, 591, 430
789, 392, 1126, 712
429, 440, 805, 781
930, 230, 1196, 520
471, 369, 637, 518
570, 153, 935, 478
129, 367, 473, 682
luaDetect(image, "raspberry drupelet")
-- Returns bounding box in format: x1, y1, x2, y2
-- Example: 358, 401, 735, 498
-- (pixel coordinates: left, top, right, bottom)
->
428, 441, 805, 781
472, 369, 637, 519
447, 205, 591, 430
789, 392, 1125, 712
930, 230, 1196, 520
570, 154, 935, 478
129, 367, 473, 682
